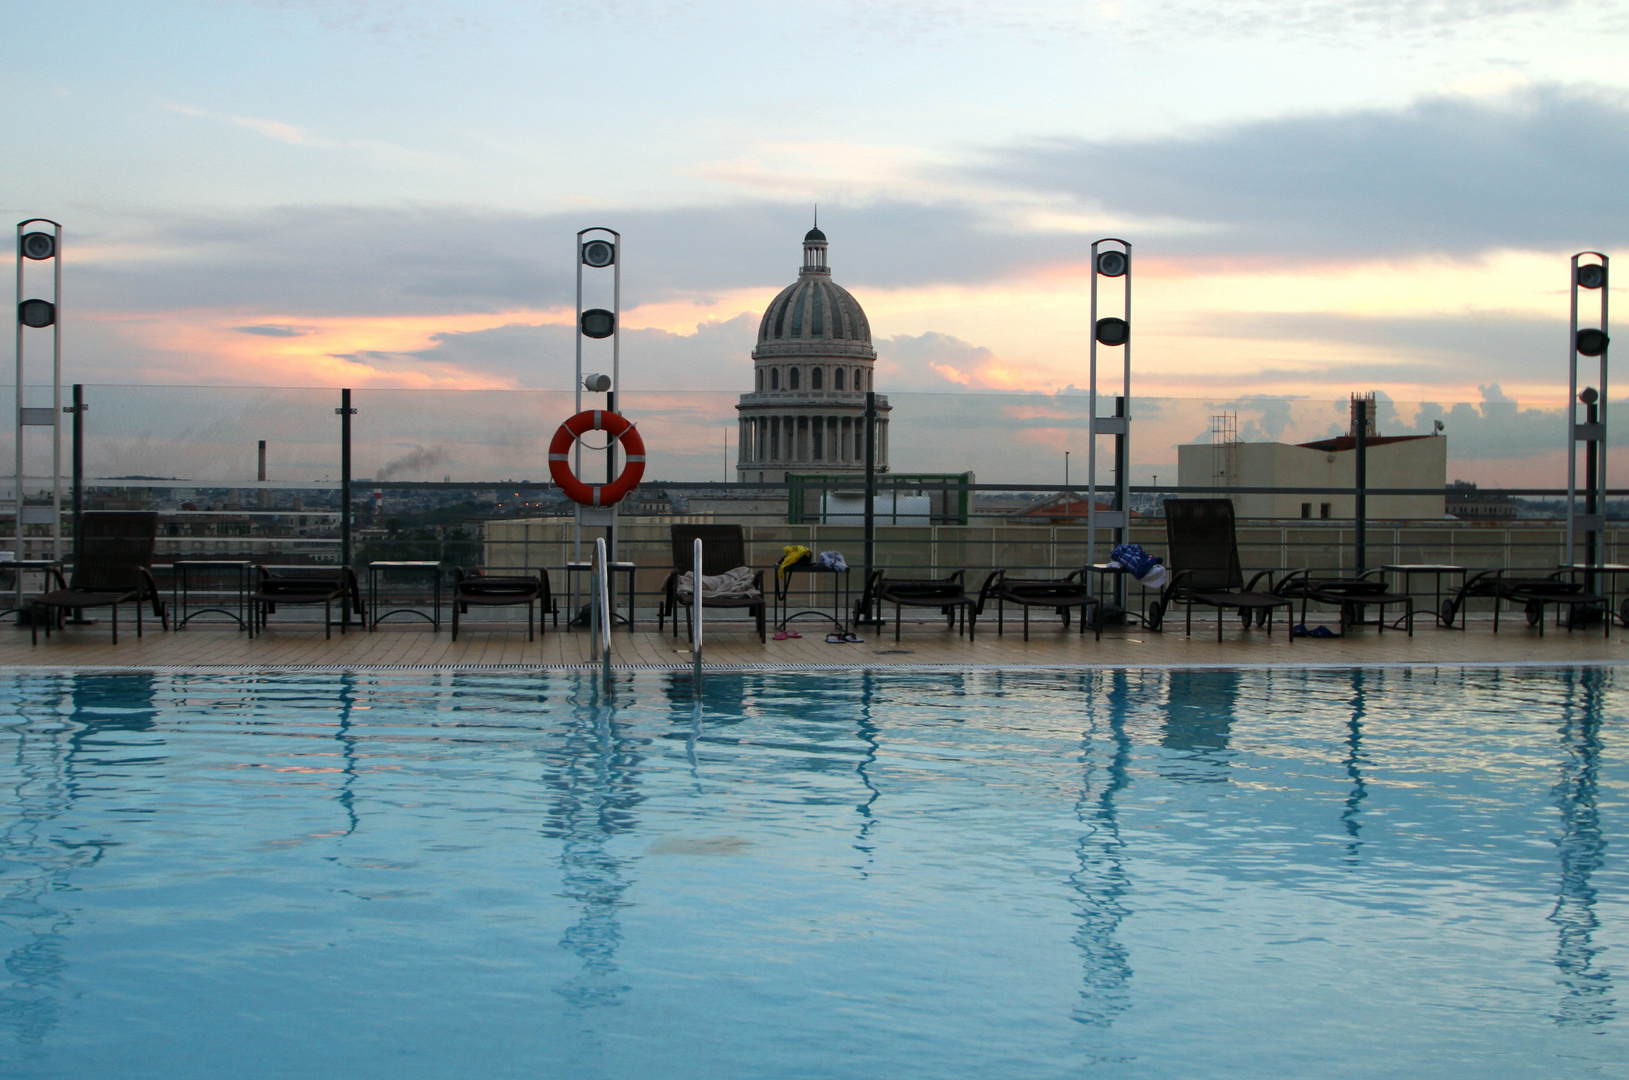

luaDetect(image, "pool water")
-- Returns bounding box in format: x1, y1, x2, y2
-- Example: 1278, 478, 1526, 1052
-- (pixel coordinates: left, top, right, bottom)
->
0, 667, 1624, 1078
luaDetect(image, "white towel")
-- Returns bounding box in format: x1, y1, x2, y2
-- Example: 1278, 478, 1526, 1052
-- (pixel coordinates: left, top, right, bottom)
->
677, 565, 760, 599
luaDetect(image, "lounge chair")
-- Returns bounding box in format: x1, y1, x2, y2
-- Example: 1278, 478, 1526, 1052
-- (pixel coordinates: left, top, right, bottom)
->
976, 569, 1101, 641
1440, 569, 1609, 636
31, 510, 168, 644
1276, 569, 1415, 636
860, 569, 978, 642
450, 568, 549, 641
249, 565, 364, 639
659, 524, 766, 643
1154, 499, 1296, 641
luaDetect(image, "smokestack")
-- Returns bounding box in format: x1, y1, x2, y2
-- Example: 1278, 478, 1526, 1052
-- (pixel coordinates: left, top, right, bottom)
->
258, 440, 267, 481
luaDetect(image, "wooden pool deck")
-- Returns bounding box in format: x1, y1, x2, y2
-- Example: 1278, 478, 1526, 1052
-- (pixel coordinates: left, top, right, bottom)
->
0, 610, 1623, 670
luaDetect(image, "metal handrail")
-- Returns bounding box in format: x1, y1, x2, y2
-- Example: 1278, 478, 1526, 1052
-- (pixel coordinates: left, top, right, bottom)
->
591, 535, 612, 673
692, 536, 703, 679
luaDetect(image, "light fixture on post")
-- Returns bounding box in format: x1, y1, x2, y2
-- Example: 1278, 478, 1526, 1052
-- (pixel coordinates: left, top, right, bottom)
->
572, 226, 623, 576
14, 219, 65, 569
1565, 250, 1610, 588
579, 308, 616, 339
1086, 238, 1132, 610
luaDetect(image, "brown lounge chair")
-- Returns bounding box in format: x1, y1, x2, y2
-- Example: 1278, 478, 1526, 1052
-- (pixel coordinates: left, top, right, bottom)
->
860, 569, 978, 642
249, 565, 364, 639
1276, 569, 1415, 636
31, 510, 168, 644
976, 569, 1101, 641
1154, 499, 1296, 641
659, 525, 767, 644
451, 568, 549, 641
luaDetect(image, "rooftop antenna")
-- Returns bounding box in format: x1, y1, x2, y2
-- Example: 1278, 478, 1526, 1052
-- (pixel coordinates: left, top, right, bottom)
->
813, 204, 818, 229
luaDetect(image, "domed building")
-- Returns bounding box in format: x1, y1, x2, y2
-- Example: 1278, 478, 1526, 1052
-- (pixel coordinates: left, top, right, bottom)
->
736, 228, 890, 482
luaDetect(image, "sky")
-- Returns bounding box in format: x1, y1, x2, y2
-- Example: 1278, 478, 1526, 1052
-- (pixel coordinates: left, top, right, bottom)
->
3, 0, 1626, 482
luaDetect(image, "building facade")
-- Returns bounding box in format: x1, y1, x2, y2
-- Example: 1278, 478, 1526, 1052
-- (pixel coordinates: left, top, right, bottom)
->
1176, 433, 1447, 520
735, 228, 890, 483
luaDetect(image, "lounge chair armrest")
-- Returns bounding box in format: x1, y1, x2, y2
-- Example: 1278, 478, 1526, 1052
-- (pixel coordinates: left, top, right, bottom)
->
1244, 568, 1276, 592
945, 569, 966, 585
47, 566, 69, 590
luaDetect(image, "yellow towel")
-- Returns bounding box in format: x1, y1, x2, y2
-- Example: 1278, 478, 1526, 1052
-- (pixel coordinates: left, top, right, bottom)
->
779, 545, 812, 578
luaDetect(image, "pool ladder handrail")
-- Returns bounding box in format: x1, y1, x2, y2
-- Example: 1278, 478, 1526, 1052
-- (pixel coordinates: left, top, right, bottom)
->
692, 536, 703, 678
591, 536, 612, 675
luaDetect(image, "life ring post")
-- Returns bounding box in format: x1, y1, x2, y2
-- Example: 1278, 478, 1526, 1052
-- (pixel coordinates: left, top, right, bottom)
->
550, 409, 647, 507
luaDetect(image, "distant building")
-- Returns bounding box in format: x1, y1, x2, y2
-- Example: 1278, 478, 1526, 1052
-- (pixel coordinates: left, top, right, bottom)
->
1175, 395, 1446, 520
1445, 481, 1517, 520
735, 227, 890, 483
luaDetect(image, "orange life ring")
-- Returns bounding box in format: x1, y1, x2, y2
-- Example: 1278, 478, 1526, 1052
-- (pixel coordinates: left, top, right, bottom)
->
548, 410, 646, 507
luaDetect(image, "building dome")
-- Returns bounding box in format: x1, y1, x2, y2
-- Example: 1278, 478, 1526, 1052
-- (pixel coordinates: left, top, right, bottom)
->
753, 228, 875, 360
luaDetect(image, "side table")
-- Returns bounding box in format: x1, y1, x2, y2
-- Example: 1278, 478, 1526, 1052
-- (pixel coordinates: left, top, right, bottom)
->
775, 562, 851, 633
368, 561, 442, 630
172, 560, 253, 629
1380, 564, 1468, 627
566, 560, 637, 629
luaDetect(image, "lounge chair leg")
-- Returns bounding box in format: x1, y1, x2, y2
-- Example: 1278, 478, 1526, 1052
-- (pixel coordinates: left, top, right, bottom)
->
137, 597, 143, 639
111, 602, 118, 645
529, 599, 535, 642
895, 603, 901, 643
325, 598, 332, 640
1023, 605, 1029, 642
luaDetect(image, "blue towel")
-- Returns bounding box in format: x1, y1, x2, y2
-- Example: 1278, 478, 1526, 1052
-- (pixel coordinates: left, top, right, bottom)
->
1110, 543, 1163, 582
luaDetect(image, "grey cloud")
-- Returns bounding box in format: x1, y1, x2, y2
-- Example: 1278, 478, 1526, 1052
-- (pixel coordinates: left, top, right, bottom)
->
1188, 310, 1572, 388
70, 202, 1079, 319
974, 86, 1629, 257
235, 324, 315, 337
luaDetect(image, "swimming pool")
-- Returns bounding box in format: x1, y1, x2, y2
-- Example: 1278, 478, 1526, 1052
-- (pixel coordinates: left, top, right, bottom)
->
0, 666, 1623, 1078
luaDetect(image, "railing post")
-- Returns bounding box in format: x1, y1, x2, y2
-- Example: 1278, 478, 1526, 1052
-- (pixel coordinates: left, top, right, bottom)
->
68, 383, 83, 558
337, 388, 356, 627
1355, 409, 1367, 572
862, 390, 876, 623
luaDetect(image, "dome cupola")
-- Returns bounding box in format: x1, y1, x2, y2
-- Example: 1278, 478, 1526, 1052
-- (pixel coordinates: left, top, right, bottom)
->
754, 226, 874, 360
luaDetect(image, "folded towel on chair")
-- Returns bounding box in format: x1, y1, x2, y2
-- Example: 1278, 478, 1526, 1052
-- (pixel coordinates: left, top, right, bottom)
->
677, 566, 761, 600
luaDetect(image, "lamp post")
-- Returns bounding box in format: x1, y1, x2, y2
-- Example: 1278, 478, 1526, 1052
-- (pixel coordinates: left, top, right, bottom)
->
1566, 252, 1609, 583
1087, 239, 1132, 601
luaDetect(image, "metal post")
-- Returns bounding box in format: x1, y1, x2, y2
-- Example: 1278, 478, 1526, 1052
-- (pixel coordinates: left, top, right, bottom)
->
257, 440, 267, 482
1355, 407, 1367, 572
863, 390, 876, 623
1567, 252, 1610, 569
1585, 393, 1599, 592
1113, 395, 1127, 606
69, 384, 83, 553
338, 388, 355, 626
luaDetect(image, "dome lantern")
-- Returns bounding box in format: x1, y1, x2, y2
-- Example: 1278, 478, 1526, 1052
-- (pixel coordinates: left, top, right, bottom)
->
802, 226, 828, 275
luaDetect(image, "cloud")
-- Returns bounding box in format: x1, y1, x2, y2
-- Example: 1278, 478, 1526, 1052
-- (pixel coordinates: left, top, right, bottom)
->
235, 324, 317, 337
68, 200, 1091, 320
972, 86, 1629, 257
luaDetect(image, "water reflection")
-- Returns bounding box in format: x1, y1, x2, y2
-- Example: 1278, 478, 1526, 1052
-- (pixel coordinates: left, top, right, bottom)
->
1070, 670, 1134, 1027
852, 674, 881, 876
1160, 670, 1238, 782
1549, 668, 1615, 1026
1341, 671, 1369, 866
543, 690, 644, 1008
333, 674, 360, 837
0, 674, 152, 1046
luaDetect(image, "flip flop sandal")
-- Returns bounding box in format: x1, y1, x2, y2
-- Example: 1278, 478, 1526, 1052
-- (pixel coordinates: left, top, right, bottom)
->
773, 631, 792, 641
786, 630, 802, 638
842, 633, 863, 643
825, 633, 846, 643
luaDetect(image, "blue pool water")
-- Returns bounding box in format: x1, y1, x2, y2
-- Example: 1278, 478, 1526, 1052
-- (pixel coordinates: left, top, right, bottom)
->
0, 666, 1624, 1078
